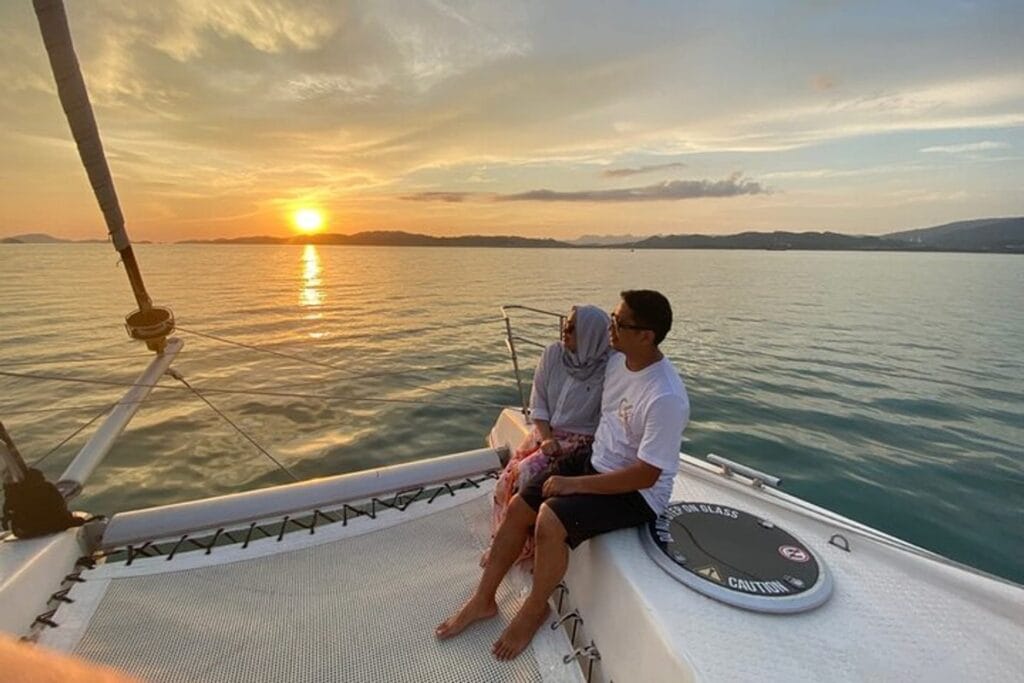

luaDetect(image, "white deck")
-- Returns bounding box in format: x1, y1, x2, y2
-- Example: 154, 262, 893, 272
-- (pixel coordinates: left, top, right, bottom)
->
38, 481, 583, 683
0, 528, 89, 637
569, 464, 1024, 682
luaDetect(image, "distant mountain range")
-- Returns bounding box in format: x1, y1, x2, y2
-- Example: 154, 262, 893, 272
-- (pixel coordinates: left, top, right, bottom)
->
621, 231, 904, 251
609, 217, 1023, 252
0, 233, 144, 244
569, 233, 647, 246
176, 230, 570, 249
3, 217, 1021, 253
885, 217, 1024, 252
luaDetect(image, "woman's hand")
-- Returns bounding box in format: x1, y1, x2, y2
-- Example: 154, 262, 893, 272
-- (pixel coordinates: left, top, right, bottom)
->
539, 438, 561, 457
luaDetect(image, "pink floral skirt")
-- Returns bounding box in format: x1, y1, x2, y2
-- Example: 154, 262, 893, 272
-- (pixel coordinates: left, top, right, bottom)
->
490, 426, 594, 565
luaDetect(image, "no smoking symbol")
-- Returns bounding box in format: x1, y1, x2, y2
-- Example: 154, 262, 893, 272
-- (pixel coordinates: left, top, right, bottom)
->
779, 545, 810, 563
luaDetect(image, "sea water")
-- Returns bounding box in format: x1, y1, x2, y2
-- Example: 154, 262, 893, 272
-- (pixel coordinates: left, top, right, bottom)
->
0, 243, 1021, 583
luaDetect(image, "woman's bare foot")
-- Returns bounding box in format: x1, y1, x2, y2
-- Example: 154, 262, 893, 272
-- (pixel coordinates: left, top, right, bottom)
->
479, 548, 491, 568
492, 600, 550, 660
435, 595, 498, 640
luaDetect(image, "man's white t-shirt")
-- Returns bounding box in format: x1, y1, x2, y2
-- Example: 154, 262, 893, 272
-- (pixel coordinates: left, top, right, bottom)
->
589, 352, 690, 515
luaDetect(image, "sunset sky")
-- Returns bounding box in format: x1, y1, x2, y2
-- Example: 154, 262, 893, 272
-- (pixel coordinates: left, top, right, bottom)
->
1, 1, 1022, 241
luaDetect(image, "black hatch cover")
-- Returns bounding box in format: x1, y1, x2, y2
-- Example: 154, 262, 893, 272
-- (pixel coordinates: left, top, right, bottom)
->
641, 501, 833, 613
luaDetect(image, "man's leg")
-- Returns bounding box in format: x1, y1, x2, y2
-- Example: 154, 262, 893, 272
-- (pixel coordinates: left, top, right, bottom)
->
435, 494, 537, 639
492, 502, 569, 660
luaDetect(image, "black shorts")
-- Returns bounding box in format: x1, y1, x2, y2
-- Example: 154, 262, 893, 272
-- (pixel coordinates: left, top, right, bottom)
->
519, 447, 656, 548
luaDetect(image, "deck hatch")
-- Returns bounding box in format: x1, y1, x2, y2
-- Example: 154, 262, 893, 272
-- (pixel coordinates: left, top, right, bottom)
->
641, 501, 833, 613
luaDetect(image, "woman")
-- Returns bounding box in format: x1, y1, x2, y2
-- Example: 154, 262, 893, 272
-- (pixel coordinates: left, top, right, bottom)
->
486, 304, 611, 566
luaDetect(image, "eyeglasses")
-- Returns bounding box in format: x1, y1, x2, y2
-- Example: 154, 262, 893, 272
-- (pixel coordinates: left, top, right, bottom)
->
610, 313, 649, 332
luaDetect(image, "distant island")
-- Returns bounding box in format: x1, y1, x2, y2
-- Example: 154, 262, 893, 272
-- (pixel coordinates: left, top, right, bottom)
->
177, 230, 571, 249
0, 232, 150, 245
3, 217, 1022, 253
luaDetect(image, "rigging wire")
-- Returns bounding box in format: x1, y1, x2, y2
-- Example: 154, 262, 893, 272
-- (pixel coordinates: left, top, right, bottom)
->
233, 357, 504, 391
0, 321, 517, 418
375, 317, 507, 339
1, 395, 179, 416
0, 359, 512, 417
0, 369, 509, 409
167, 369, 299, 483
31, 402, 116, 467
0, 352, 154, 368
176, 325, 502, 408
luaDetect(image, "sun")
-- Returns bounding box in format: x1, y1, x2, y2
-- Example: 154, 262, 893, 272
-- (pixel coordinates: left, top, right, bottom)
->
293, 208, 325, 234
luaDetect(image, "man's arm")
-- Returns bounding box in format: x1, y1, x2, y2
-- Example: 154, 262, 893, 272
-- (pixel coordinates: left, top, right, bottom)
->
542, 393, 686, 498
542, 461, 660, 497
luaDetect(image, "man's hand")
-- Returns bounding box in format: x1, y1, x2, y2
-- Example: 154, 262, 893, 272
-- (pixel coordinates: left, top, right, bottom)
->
542, 475, 578, 498
542, 462, 661, 497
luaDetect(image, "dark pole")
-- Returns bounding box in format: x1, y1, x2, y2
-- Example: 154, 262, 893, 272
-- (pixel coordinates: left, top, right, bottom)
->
33, 0, 152, 311
34, 0, 173, 349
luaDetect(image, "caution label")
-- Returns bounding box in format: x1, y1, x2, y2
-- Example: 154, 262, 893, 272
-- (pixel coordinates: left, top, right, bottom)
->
695, 565, 723, 583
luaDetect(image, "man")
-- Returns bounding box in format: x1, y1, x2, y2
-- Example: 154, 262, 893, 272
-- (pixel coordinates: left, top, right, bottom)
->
436, 290, 690, 661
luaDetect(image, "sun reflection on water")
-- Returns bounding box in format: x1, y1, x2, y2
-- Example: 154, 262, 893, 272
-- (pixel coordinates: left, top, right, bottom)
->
299, 245, 328, 338
300, 244, 323, 309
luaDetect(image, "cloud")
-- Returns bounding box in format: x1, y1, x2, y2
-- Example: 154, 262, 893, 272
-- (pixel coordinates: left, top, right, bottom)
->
699, 75, 1024, 153
601, 161, 686, 178
4, 0, 1023, 240
761, 162, 939, 180
919, 141, 1010, 154
400, 173, 768, 203
498, 174, 767, 202
401, 191, 477, 202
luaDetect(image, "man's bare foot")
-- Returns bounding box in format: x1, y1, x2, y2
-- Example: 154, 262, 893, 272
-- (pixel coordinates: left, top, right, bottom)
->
435, 595, 498, 640
479, 547, 491, 568
492, 600, 551, 660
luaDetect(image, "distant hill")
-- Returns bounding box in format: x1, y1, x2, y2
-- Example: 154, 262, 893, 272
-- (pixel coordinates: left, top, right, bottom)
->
885, 217, 1024, 252
612, 218, 1024, 252
1, 233, 70, 243
621, 231, 906, 251
0, 234, 148, 245
569, 233, 648, 246
5, 218, 1022, 252
178, 235, 290, 245
179, 230, 572, 248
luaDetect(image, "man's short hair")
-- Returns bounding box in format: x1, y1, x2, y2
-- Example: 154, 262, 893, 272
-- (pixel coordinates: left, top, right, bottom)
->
621, 289, 672, 345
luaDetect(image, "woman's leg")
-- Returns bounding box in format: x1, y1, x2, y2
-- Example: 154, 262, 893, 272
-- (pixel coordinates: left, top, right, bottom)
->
436, 495, 538, 639
515, 451, 553, 491
510, 451, 553, 566
486, 431, 541, 565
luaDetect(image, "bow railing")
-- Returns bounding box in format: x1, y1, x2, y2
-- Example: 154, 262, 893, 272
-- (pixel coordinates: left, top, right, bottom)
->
499, 305, 565, 416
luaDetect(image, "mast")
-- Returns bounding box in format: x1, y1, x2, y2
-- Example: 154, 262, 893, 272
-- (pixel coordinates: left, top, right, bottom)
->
32, 0, 173, 350
23, 0, 182, 503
